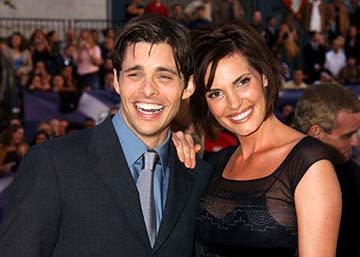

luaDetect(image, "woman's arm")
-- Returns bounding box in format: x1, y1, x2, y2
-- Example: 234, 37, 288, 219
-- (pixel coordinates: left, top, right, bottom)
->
295, 159, 341, 257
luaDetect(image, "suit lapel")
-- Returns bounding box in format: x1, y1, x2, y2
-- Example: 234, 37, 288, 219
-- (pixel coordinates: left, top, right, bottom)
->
153, 144, 194, 251
86, 118, 149, 244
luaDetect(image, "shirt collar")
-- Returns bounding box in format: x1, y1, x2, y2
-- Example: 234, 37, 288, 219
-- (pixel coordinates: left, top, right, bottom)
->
112, 112, 170, 175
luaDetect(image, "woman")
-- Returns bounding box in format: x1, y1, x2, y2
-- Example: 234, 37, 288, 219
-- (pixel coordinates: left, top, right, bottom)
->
7, 32, 33, 87
76, 30, 103, 90
31, 130, 50, 145
175, 21, 341, 257
0, 124, 25, 175
344, 25, 360, 63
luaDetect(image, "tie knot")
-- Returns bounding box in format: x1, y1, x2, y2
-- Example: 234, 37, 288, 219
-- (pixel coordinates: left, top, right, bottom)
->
143, 150, 159, 172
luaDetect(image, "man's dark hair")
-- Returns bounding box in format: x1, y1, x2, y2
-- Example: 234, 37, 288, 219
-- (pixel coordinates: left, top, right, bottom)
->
112, 14, 193, 85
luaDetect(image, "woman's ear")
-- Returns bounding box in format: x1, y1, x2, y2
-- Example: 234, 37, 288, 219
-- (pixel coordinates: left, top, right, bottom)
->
262, 74, 269, 88
113, 69, 120, 95
182, 75, 195, 100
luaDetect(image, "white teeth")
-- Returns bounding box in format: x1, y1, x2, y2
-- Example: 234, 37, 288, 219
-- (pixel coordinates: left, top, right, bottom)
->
136, 102, 163, 113
230, 108, 252, 121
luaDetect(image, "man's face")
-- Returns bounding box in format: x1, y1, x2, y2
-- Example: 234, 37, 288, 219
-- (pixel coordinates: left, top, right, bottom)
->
320, 111, 360, 163
114, 42, 193, 148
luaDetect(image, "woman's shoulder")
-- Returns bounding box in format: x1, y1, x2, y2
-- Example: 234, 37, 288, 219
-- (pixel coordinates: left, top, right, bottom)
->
288, 136, 331, 161
281, 136, 333, 193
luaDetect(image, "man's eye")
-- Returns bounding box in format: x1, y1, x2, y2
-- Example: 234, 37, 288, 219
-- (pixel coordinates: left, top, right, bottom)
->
158, 74, 173, 81
128, 73, 142, 78
343, 133, 354, 140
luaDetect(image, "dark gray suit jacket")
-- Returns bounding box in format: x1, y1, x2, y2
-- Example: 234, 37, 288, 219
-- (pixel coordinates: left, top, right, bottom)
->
0, 118, 211, 257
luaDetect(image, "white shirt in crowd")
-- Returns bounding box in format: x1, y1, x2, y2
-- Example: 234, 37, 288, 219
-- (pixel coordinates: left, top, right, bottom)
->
324, 49, 346, 77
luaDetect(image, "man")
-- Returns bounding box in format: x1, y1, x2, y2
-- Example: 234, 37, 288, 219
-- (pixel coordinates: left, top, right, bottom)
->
283, 69, 308, 90
184, 0, 212, 22
303, 31, 327, 83
294, 83, 360, 257
0, 15, 211, 257
324, 36, 346, 77
300, 0, 331, 34
250, 10, 265, 35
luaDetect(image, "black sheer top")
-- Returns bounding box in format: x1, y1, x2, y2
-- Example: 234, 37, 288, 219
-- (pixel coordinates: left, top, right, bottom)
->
195, 137, 332, 257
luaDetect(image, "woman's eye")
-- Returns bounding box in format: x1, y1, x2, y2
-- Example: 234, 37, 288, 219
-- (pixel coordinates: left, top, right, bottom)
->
236, 77, 250, 87
207, 90, 222, 99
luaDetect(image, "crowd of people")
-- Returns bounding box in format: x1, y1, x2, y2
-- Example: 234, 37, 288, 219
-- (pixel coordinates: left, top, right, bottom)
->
0, 1, 360, 256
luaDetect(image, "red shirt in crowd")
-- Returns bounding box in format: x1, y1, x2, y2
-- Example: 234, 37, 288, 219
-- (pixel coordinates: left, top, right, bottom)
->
145, 1, 168, 17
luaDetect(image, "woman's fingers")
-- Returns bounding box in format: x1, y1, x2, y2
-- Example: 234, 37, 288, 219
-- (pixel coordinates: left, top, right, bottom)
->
172, 131, 198, 169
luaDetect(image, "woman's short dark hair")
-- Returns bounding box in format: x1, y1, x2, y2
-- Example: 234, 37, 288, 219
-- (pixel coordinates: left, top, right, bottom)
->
190, 20, 285, 138
112, 14, 193, 85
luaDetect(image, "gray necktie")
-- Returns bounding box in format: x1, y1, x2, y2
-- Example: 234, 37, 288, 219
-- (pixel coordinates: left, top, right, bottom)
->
136, 150, 158, 247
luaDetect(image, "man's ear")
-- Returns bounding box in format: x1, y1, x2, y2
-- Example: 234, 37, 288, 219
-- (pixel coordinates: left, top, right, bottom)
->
113, 69, 120, 95
182, 75, 195, 100
307, 124, 324, 139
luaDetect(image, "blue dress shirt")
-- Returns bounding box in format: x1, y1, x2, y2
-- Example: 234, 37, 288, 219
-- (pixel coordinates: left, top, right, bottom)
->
112, 112, 170, 231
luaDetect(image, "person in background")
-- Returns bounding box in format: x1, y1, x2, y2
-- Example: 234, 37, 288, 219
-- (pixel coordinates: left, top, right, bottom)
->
103, 71, 115, 92
0, 15, 211, 257
60, 44, 77, 74
62, 65, 77, 91
145, 0, 168, 16
171, 4, 189, 27
61, 29, 77, 53
274, 22, 301, 75
83, 117, 96, 129
59, 118, 70, 136
303, 31, 327, 83
300, 0, 332, 34
264, 16, 279, 51
180, 20, 341, 256
327, 0, 350, 37
125, 0, 145, 22
314, 69, 335, 84
324, 35, 346, 77
0, 124, 25, 175
76, 29, 103, 90
250, 10, 265, 35
294, 83, 360, 257
188, 5, 211, 30
212, 0, 245, 24
102, 27, 114, 40
31, 37, 52, 72
283, 69, 308, 90
344, 25, 360, 64
27, 73, 51, 92
336, 55, 360, 85
48, 118, 61, 138
185, 0, 212, 22
6, 32, 32, 88
36, 121, 52, 137
31, 130, 50, 145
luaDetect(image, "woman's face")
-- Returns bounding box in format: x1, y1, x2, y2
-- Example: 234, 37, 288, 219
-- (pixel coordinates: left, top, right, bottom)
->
205, 52, 268, 137
32, 75, 42, 88
53, 75, 64, 87
11, 34, 21, 48
12, 128, 24, 145
35, 133, 48, 144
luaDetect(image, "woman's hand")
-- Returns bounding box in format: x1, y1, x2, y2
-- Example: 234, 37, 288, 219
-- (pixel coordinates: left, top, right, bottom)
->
172, 131, 202, 169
